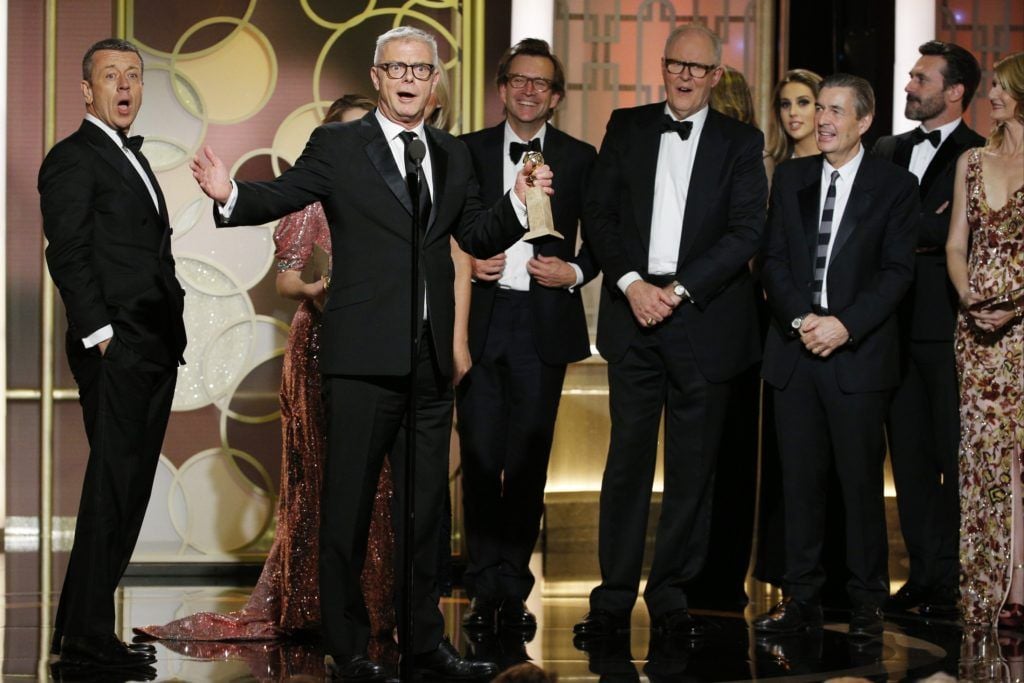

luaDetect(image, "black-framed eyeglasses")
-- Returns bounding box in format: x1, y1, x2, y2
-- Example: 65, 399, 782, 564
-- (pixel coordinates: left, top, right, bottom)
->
662, 59, 717, 78
506, 73, 554, 92
375, 62, 435, 81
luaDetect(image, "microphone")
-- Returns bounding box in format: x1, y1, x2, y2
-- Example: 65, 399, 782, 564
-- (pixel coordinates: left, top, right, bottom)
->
407, 138, 426, 169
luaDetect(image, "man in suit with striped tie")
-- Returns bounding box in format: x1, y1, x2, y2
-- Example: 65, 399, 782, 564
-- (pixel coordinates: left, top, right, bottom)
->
754, 74, 918, 641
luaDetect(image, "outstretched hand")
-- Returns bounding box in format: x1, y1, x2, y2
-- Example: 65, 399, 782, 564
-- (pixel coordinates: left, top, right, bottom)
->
190, 145, 232, 204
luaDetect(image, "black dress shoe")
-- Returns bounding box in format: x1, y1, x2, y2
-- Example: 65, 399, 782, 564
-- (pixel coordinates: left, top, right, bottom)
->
848, 604, 884, 640
651, 608, 708, 637
60, 634, 156, 667
462, 597, 500, 632
885, 582, 929, 612
50, 661, 158, 682
53, 634, 156, 657
412, 637, 498, 680
919, 586, 959, 618
498, 599, 537, 631
327, 654, 392, 682
752, 598, 823, 633
573, 609, 630, 638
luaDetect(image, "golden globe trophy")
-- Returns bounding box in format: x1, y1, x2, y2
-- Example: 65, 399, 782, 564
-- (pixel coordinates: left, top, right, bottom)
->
521, 150, 563, 242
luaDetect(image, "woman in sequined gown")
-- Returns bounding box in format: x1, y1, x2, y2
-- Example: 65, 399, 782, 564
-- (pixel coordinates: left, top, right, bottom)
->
946, 52, 1024, 628
135, 96, 396, 646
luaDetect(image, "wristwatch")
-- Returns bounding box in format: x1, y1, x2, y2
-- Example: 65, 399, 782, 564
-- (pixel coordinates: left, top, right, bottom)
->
791, 316, 804, 331
672, 281, 689, 300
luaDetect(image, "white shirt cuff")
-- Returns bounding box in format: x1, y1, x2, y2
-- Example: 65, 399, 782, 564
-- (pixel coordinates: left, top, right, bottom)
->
82, 325, 113, 349
509, 191, 528, 228
218, 180, 239, 219
617, 271, 642, 294
567, 263, 584, 291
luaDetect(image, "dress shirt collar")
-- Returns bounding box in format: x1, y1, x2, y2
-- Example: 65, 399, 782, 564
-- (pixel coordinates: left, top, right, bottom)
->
662, 103, 709, 138
375, 108, 427, 144
503, 121, 547, 149
917, 116, 962, 147
823, 143, 865, 181
85, 114, 130, 149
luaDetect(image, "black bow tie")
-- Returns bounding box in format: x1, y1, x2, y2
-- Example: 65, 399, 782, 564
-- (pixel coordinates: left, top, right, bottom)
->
509, 137, 541, 163
660, 115, 693, 140
910, 128, 941, 148
117, 131, 144, 153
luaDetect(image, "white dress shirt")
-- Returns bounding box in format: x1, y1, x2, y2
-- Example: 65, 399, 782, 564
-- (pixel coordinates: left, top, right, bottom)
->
907, 117, 962, 182
818, 144, 866, 310
81, 115, 160, 348
617, 104, 709, 295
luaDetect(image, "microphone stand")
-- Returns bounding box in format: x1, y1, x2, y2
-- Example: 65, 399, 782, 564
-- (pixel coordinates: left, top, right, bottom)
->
400, 138, 426, 682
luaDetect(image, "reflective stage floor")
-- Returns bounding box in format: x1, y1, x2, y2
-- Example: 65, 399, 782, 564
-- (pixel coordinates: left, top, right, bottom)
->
0, 550, 1007, 681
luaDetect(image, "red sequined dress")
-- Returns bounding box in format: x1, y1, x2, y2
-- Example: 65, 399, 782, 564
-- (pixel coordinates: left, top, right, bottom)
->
957, 148, 1024, 625
136, 203, 396, 642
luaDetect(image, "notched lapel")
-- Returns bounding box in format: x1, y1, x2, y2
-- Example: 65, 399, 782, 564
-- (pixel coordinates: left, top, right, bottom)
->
829, 169, 875, 260
362, 121, 414, 217
427, 129, 447, 236
678, 117, 725, 261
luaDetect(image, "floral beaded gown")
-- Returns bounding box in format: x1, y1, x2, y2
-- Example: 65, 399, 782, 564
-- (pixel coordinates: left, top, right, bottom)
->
136, 203, 396, 642
957, 148, 1024, 625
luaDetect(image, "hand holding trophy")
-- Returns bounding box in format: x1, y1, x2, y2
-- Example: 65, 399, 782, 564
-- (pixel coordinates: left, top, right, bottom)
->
521, 150, 563, 242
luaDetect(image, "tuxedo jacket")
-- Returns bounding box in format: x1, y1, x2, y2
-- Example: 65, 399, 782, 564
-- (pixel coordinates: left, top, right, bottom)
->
872, 121, 984, 341
459, 123, 597, 365
586, 103, 768, 381
39, 121, 186, 367
760, 154, 919, 392
220, 111, 525, 378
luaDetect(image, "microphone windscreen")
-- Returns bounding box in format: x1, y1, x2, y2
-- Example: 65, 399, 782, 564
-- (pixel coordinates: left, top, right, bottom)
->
407, 139, 426, 165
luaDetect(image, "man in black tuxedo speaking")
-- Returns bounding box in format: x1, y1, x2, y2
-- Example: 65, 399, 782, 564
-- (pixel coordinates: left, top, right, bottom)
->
189, 26, 551, 682
755, 74, 918, 639
39, 38, 186, 668
874, 40, 983, 617
574, 24, 767, 640
457, 38, 597, 634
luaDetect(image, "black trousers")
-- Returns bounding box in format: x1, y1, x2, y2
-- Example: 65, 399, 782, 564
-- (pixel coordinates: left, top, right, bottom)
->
886, 339, 960, 591
590, 317, 731, 618
54, 336, 176, 643
773, 355, 890, 607
319, 325, 451, 660
457, 290, 566, 602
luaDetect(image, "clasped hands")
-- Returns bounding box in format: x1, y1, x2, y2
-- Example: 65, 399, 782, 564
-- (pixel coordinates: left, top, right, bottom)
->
960, 291, 1018, 333
626, 281, 684, 327
796, 313, 849, 357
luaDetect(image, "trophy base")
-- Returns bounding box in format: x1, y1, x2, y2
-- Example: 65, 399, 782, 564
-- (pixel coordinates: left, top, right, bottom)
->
522, 227, 564, 243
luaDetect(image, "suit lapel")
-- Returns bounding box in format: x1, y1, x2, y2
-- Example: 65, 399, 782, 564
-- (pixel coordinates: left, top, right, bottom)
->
81, 122, 162, 222
678, 110, 726, 262
480, 125, 505, 205
426, 127, 447, 236
919, 121, 967, 197
533, 125, 567, 255
829, 156, 876, 261
893, 131, 914, 169
798, 159, 823, 266
360, 115, 414, 217
631, 106, 664, 252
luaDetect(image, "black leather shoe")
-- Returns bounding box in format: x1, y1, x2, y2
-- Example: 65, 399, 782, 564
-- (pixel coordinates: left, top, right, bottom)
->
573, 609, 630, 638
498, 599, 537, 631
412, 637, 498, 679
885, 582, 929, 612
50, 661, 157, 682
59, 634, 156, 667
651, 608, 708, 637
919, 586, 959, 618
53, 633, 157, 657
848, 604, 884, 640
753, 598, 823, 633
327, 654, 393, 682
462, 598, 499, 632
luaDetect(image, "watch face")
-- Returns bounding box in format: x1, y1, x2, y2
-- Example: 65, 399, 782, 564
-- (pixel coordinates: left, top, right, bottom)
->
791, 317, 802, 329
674, 285, 685, 297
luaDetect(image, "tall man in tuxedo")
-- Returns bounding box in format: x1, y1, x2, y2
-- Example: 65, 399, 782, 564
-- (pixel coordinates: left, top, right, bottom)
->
457, 38, 598, 633
574, 24, 767, 639
755, 74, 918, 639
39, 38, 186, 668
190, 26, 551, 682
874, 40, 983, 617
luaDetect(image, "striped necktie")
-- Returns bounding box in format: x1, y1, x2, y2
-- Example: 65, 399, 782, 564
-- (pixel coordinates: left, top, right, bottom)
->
811, 170, 840, 308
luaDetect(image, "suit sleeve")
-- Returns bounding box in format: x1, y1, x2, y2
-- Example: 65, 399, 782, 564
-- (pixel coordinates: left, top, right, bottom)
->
835, 171, 919, 343
39, 143, 110, 338
760, 166, 810, 329
219, 125, 339, 227
450, 141, 526, 258
676, 129, 768, 307
585, 110, 634, 283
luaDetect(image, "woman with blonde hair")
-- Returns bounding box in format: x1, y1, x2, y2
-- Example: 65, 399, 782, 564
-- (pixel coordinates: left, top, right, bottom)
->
946, 51, 1024, 628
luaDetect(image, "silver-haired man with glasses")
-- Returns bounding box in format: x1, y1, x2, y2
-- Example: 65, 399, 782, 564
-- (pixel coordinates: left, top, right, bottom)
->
189, 25, 553, 682
575, 23, 768, 642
